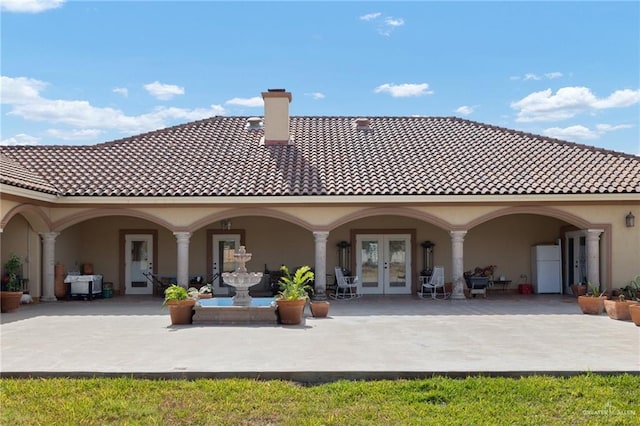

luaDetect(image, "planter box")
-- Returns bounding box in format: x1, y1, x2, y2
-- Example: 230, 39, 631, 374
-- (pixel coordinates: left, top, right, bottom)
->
577, 295, 605, 315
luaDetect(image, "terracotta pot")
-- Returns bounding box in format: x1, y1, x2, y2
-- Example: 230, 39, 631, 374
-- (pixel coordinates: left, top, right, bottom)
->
167, 299, 195, 325
310, 301, 330, 318
604, 299, 638, 321
198, 294, 213, 299
629, 304, 640, 326
577, 295, 605, 315
276, 299, 306, 325
0, 291, 23, 313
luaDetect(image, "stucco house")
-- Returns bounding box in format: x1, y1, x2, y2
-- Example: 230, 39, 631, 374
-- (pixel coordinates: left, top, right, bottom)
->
1, 89, 639, 302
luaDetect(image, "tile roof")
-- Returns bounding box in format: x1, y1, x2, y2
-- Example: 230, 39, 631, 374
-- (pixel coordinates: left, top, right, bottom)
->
0, 153, 59, 194
1, 116, 639, 197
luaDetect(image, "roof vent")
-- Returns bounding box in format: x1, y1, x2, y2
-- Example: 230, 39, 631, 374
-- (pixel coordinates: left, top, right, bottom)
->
355, 117, 371, 130
246, 117, 263, 130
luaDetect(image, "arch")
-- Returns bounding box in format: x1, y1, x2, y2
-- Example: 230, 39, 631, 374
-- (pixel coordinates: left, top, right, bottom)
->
189, 207, 315, 232
327, 207, 453, 231
466, 206, 595, 230
1, 204, 52, 233
51, 208, 175, 232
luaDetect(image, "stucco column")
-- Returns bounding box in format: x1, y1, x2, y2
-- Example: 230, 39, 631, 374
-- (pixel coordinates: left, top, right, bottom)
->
585, 229, 604, 291
40, 232, 60, 302
450, 230, 468, 300
312, 231, 329, 300
173, 232, 191, 288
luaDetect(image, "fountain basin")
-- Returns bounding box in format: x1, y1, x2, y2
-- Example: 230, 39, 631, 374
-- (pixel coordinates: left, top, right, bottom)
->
193, 297, 277, 324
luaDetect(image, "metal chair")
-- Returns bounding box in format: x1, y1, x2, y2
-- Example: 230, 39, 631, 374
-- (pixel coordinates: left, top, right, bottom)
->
419, 266, 448, 299
331, 267, 360, 299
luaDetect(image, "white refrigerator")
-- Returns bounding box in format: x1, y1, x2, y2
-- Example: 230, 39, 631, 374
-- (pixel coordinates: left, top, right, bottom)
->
531, 245, 562, 294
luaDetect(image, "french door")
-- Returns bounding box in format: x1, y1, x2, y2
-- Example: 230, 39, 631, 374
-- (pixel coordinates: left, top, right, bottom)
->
124, 234, 154, 295
355, 234, 412, 295
212, 234, 241, 295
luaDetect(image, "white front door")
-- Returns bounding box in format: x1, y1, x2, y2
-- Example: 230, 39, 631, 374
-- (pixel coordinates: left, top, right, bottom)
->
355, 234, 412, 295
212, 234, 241, 295
125, 234, 154, 295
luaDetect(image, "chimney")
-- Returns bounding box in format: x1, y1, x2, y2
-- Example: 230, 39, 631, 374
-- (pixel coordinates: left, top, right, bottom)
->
261, 89, 293, 145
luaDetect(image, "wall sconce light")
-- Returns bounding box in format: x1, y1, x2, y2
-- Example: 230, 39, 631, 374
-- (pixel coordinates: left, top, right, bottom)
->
220, 219, 232, 230
626, 212, 635, 228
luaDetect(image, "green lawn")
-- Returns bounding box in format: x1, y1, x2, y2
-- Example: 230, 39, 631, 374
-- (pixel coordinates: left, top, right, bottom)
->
1, 375, 639, 425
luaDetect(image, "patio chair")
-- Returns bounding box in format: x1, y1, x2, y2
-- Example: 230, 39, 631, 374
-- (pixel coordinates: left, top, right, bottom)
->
331, 267, 360, 299
419, 266, 448, 299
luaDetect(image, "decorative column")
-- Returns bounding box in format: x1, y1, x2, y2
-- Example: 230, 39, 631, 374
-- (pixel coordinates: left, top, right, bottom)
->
450, 230, 467, 300
585, 229, 604, 291
313, 231, 329, 299
40, 232, 60, 302
173, 232, 191, 288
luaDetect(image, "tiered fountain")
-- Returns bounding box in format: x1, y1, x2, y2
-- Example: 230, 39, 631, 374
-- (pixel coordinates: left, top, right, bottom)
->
192, 246, 277, 324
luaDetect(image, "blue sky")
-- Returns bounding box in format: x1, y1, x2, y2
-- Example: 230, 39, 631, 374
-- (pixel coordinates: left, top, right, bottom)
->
1, 1, 639, 155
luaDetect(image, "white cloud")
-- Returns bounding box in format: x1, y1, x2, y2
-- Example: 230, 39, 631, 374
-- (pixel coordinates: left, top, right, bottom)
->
512, 72, 564, 82
225, 96, 263, 107
511, 86, 640, 122
543, 125, 598, 140
543, 123, 634, 141
143, 81, 185, 100
374, 83, 433, 98
1, 75, 227, 138
45, 128, 104, 141
0, 133, 40, 146
523, 73, 541, 81
0, 76, 47, 103
1, 0, 64, 13
359, 12, 405, 36
455, 105, 474, 115
359, 12, 381, 21
113, 87, 128, 97
545, 72, 563, 79
385, 17, 405, 27
305, 92, 325, 100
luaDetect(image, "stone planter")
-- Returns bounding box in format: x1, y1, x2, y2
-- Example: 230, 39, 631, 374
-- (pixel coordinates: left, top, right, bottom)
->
276, 298, 306, 325
309, 301, 330, 318
0, 291, 23, 313
167, 299, 196, 325
577, 295, 605, 315
604, 299, 638, 321
629, 304, 640, 326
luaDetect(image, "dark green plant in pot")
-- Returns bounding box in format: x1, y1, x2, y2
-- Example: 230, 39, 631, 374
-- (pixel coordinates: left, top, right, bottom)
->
278, 265, 314, 300
2, 253, 23, 292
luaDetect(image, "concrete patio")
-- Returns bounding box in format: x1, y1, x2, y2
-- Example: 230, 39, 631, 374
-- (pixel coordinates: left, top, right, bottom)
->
1, 294, 638, 382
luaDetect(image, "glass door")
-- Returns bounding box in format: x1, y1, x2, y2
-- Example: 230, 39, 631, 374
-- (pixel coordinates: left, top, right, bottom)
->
125, 234, 154, 295
565, 231, 587, 293
356, 234, 411, 295
212, 234, 241, 295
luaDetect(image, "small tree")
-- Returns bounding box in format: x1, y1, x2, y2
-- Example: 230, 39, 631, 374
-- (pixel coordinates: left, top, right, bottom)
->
2, 253, 23, 292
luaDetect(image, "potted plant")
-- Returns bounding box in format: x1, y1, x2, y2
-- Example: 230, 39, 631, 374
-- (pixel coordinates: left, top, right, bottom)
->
570, 283, 587, 297
627, 275, 640, 326
577, 283, 605, 315
1, 253, 24, 313
198, 283, 214, 299
163, 284, 195, 325
276, 265, 314, 325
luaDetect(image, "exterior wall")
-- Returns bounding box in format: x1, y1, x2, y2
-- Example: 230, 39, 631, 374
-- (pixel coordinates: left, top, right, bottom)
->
464, 214, 566, 285
1, 214, 41, 297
